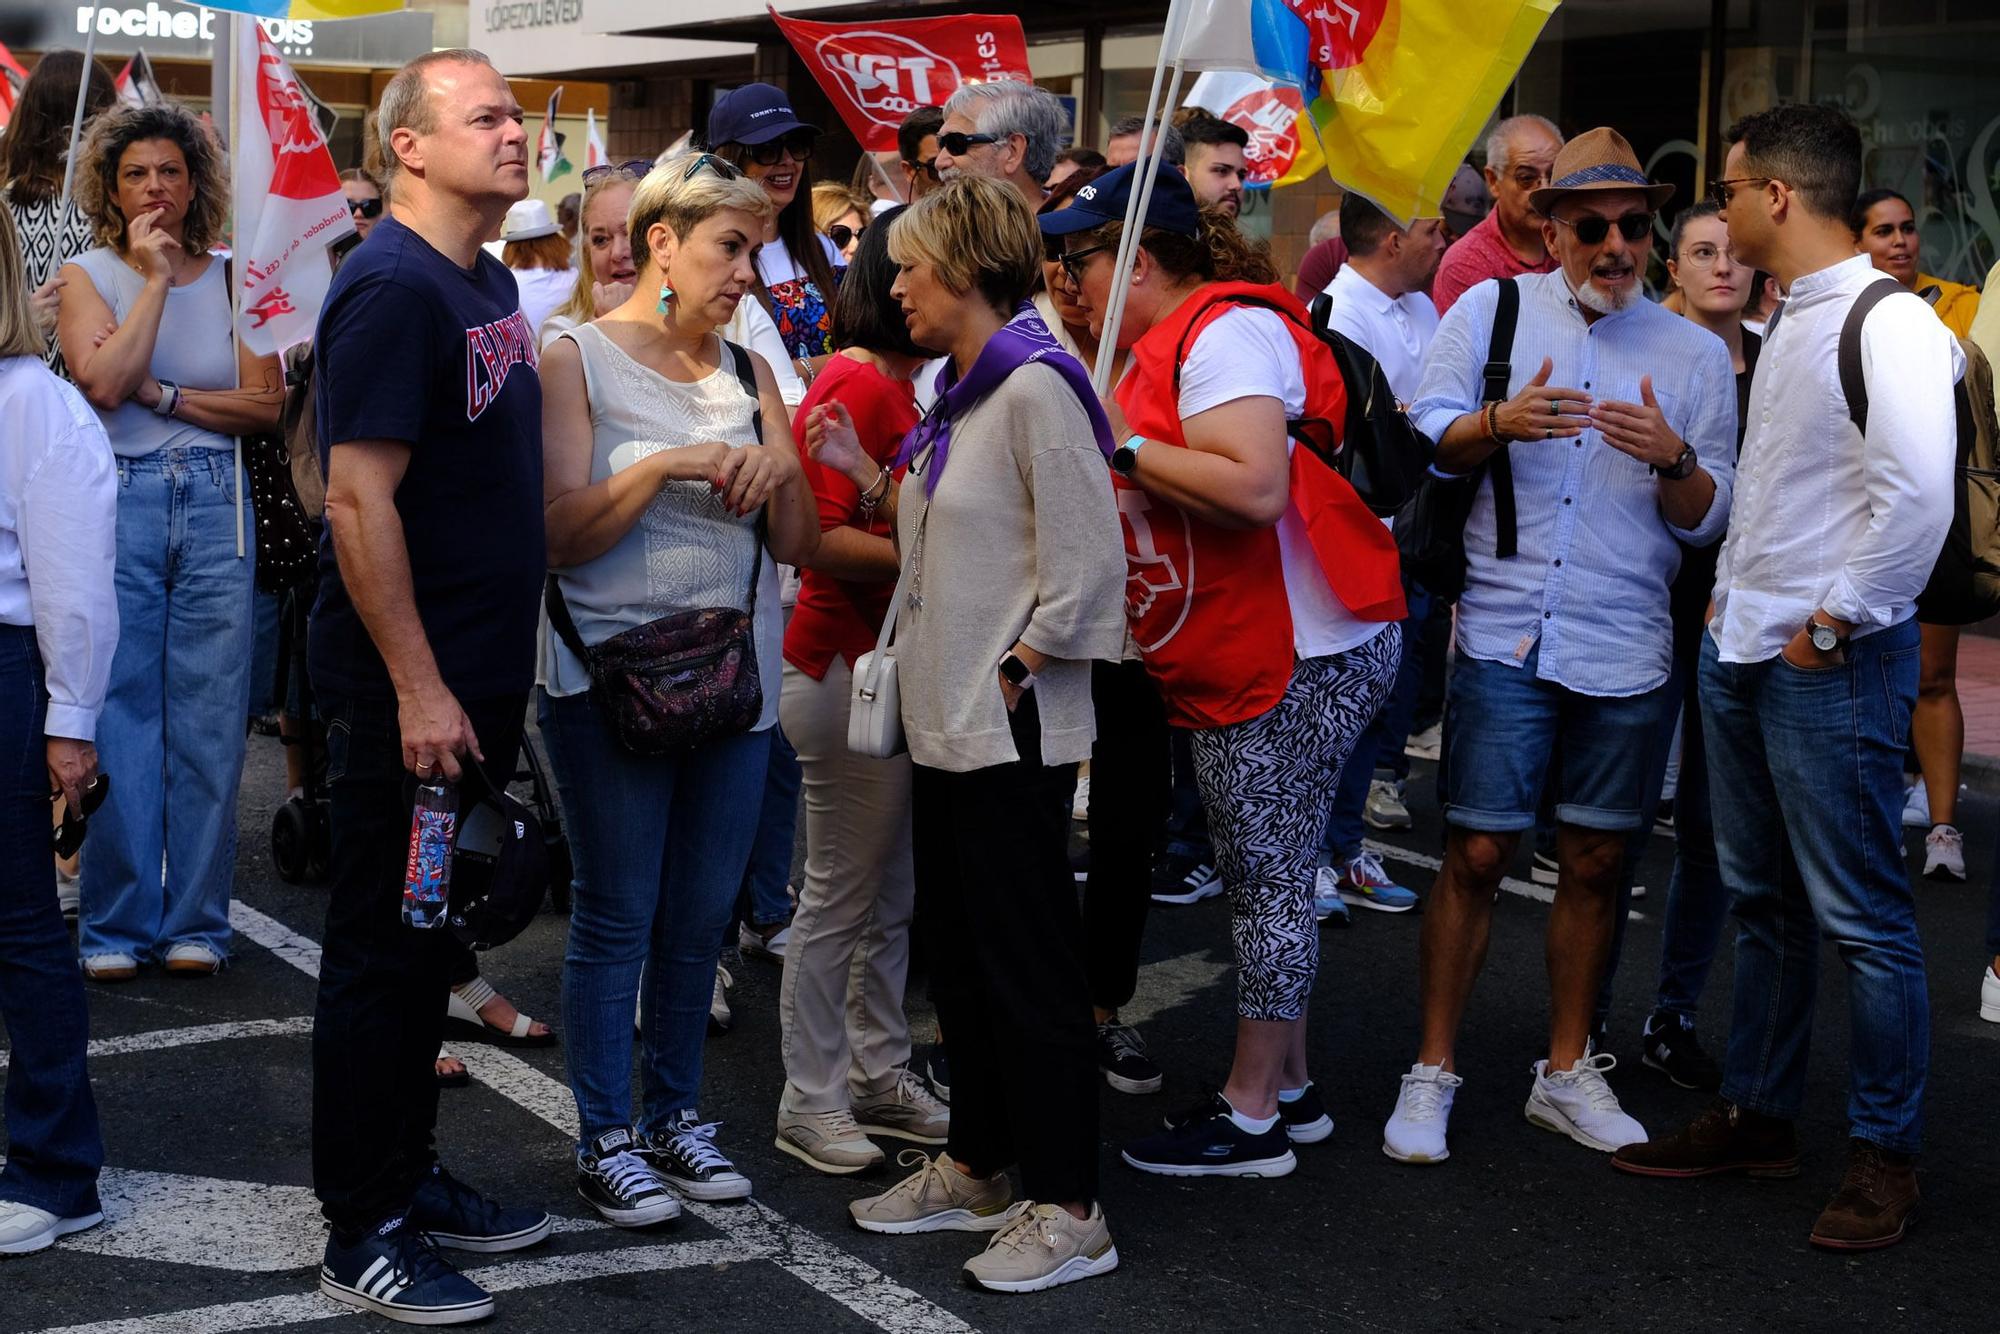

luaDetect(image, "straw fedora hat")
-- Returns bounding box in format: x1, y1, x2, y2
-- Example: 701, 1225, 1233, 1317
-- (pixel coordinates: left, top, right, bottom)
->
1528, 127, 1675, 216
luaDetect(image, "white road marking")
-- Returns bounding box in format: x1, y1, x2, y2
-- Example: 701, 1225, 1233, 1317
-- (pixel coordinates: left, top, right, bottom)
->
0, 1018, 314, 1072
229, 900, 324, 977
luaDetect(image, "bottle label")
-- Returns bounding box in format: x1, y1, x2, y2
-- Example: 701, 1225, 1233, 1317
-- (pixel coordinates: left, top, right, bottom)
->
405, 807, 456, 904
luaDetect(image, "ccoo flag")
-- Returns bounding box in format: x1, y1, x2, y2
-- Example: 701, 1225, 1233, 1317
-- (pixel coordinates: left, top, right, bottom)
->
1175, 0, 1560, 222
231, 18, 354, 355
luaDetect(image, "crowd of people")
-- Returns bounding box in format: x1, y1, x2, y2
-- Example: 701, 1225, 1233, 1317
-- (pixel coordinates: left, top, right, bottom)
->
1, 37, 1995, 1323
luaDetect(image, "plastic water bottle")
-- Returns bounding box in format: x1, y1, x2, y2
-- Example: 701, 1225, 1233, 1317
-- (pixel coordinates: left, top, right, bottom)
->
403, 777, 456, 929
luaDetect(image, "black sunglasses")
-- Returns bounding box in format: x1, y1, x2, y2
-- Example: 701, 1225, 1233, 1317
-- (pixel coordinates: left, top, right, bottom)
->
1549, 211, 1654, 245
828, 221, 865, 250
745, 130, 816, 167
905, 156, 940, 181
1056, 241, 1115, 285
583, 157, 654, 184
347, 196, 382, 219
682, 152, 744, 183
937, 131, 1003, 157
1708, 176, 1774, 209
52, 773, 110, 858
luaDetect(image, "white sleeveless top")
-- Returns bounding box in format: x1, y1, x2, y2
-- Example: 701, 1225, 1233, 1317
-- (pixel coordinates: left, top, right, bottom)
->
540, 323, 779, 731
68, 247, 234, 458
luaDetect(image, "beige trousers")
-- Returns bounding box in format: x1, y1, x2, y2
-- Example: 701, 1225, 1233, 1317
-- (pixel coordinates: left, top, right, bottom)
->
776, 658, 917, 1112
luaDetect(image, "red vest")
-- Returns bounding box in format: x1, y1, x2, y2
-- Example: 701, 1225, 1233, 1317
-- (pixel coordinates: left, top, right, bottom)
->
1114, 282, 1405, 728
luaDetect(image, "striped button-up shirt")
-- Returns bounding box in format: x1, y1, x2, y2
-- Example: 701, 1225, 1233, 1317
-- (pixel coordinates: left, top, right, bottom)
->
1411, 272, 1737, 696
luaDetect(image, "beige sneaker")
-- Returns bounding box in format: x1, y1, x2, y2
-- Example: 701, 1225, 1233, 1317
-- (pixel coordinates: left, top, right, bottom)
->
962, 1202, 1119, 1294
848, 1151, 1019, 1235
853, 1067, 950, 1145
774, 1104, 884, 1175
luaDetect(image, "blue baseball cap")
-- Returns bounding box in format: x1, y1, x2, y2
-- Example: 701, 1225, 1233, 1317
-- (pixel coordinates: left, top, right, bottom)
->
1038, 162, 1200, 238
705, 82, 820, 148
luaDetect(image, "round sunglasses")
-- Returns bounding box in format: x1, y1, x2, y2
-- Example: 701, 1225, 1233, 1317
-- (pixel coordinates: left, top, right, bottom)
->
828, 221, 865, 251
347, 196, 383, 219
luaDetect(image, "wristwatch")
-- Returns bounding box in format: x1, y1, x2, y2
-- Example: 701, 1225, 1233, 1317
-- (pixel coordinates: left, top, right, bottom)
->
999, 652, 1035, 690
1111, 436, 1145, 476
1656, 445, 1698, 481
151, 379, 181, 418
1807, 615, 1848, 656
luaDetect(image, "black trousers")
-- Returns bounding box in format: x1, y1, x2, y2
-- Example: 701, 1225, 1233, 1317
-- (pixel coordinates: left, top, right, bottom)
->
1085, 659, 1170, 1013
913, 693, 1100, 1205
311, 690, 525, 1241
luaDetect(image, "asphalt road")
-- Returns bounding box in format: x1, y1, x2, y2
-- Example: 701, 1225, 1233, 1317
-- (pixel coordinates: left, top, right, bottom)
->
4, 726, 1996, 1334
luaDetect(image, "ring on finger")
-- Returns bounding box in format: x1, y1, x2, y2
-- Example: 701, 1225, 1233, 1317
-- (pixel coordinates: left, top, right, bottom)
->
1544, 427, 1552, 440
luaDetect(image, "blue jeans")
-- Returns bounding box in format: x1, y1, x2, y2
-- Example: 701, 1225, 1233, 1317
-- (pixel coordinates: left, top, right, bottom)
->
737, 722, 799, 931
249, 588, 281, 718
1701, 620, 1928, 1153
0, 626, 103, 1217
539, 690, 769, 1146
1323, 585, 1429, 861
80, 449, 255, 962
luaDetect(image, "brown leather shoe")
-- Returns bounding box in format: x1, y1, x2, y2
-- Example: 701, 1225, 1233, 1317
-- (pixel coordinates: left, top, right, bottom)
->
1810, 1139, 1918, 1251
1611, 1099, 1799, 1178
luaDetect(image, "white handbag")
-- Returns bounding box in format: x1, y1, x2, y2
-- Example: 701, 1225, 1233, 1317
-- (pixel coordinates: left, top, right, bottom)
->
847, 505, 924, 758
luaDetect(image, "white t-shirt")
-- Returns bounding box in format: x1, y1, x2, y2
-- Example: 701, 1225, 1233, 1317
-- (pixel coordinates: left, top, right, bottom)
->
1177, 307, 1386, 659
510, 266, 574, 344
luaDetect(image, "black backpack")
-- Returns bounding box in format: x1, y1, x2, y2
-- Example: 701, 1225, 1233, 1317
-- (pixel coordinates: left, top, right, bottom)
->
1167, 291, 1435, 516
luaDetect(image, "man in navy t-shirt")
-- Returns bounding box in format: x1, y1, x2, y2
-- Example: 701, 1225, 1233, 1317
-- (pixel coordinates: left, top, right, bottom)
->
307, 49, 552, 1326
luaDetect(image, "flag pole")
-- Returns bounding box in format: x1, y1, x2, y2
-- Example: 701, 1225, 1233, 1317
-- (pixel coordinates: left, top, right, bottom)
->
57, 19, 102, 211
225, 12, 246, 560
868, 150, 906, 205
1092, 0, 1191, 396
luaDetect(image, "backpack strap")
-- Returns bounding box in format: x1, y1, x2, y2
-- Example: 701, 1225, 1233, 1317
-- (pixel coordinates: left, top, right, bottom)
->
1484, 277, 1521, 561
1167, 290, 1342, 465
1838, 278, 1907, 435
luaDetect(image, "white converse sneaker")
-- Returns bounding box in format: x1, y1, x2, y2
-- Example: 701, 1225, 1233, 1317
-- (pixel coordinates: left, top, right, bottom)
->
1923, 824, 1966, 882
1382, 1062, 1461, 1164
0, 1200, 103, 1255
1980, 965, 2000, 1024
1524, 1053, 1647, 1152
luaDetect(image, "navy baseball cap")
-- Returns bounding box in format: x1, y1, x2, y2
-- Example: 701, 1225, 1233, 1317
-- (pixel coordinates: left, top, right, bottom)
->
1038, 162, 1200, 238
706, 82, 820, 148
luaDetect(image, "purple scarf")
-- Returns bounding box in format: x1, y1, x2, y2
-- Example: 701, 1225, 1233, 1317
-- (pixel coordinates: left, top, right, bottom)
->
897, 302, 1116, 496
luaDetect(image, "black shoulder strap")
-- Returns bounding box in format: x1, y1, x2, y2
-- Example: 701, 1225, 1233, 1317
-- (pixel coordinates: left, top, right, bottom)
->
719, 337, 764, 442
1838, 279, 1905, 435
544, 575, 591, 666
1484, 278, 1521, 560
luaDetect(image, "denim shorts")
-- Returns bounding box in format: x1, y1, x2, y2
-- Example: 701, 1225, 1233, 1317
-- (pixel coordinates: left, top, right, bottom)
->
1442, 641, 1667, 833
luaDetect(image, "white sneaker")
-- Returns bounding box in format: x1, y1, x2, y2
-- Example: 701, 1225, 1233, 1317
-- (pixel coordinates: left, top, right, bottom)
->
81, 952, 138, 982
1923, 824, 1966, 882
1363, 778, 1413, 830
56, 868, 80, 919
852, 1067, 951, 1144
1901, 779, 1930, 828
1405, 723, 1442, 763
774, 1104, 886, 1175
0, 1200, 103, 1255
1071, 773, 1091, 822
163, 941, 223, 975
1382, 1062, 1461, 1164
709, 964, 733, 1033
739, 919, 790, 961
1524, 1053, 1647, 1152
1981, 965, 2000, 1024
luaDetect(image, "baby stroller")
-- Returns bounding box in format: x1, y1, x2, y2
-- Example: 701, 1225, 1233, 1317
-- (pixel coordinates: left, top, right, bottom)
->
270, 586, 332, 883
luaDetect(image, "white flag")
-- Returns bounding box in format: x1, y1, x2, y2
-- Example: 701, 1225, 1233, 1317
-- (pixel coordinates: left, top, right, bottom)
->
584, 106, 607, 171
232, 20, 354, 356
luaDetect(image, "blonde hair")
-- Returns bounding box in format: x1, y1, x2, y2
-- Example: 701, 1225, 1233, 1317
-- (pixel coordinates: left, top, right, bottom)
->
0, 204, 46, 358
76, 99, 228, 255
628, 153, 773, 275
544, 168, 642, 339
887, 175, 1041, 312
812, 182, 869, 234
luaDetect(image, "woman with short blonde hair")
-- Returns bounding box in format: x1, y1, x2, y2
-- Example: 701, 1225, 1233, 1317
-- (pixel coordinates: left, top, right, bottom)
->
538, 151, 819, 1221
810, 182, 869, 262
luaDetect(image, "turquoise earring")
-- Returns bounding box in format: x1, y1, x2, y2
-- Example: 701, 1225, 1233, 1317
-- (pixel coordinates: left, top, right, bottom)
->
656, 281, 674, 315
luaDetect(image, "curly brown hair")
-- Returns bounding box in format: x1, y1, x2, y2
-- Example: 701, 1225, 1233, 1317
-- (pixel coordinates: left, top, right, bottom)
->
1073, 206, 1278, 286
75, 100, 229, 255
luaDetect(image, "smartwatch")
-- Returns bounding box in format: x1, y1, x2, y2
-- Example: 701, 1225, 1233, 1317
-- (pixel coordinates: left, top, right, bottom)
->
1110, 435, 1145, 476
1807, 615, 1848, 656
999, 652, 1035, 690
1657, 445, 1698, 481
151, 379, 181, 418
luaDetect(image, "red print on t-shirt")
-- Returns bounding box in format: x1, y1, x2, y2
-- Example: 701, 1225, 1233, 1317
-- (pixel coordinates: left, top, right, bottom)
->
464, 311, 538, 421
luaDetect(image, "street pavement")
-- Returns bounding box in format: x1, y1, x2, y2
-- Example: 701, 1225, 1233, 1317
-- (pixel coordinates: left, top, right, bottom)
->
3, 726, 1996, 1334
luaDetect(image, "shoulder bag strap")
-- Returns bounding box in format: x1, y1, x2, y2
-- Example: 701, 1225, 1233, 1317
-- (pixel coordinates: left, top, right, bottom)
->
1484, 277, 1521, 560
719, 336, 769, 609
1838, 278, 1904, 435
544, 575, 592, 666
858, 502, 927, 704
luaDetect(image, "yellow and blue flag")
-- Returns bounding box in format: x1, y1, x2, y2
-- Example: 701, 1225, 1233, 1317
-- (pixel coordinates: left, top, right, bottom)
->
179, 0, 402, 21
1177, 0, 1559, 221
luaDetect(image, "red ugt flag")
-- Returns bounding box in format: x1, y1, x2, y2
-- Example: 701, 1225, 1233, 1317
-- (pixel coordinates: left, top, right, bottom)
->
769, 6, 1034, 153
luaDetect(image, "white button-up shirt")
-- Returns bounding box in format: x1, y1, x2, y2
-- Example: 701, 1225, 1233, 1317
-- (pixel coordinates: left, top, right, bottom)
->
1410, 271, 1738, 696
1710, 254, 1961, 664
0, 356, 118, 740
1321, 261, 1440, 402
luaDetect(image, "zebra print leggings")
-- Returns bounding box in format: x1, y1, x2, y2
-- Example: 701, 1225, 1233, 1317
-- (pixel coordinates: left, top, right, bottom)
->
1191, 625, 1402, 1022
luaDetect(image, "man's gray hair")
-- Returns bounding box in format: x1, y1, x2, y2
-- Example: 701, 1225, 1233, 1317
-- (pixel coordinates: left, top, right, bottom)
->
943, 80, 1069, 183
1108, 115, 1185, 168
376, 48, 495, 178
1307, 209, 1341, 248
1485, 113, 1562, 173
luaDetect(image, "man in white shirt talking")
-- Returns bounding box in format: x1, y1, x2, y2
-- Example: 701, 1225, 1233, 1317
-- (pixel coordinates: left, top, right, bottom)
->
1613, 102, 1957, 1256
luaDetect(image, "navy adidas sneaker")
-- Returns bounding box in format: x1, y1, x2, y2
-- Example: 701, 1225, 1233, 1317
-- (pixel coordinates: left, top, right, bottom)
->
1122, 1093, 1297, 1178
319, 1216, 494, 1325
408, 1163, 553, 1253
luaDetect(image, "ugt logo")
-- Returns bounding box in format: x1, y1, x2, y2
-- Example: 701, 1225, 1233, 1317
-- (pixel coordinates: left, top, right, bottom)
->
816, 32, 963, 131
1285, 0, 1392, 70
247, 287, 297, 330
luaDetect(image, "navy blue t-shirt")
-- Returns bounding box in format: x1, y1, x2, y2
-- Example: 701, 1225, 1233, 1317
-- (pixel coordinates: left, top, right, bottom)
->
308, 215, 545, 701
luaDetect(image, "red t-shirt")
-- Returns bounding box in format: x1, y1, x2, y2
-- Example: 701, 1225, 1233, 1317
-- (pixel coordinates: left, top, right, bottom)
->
783, 354, 919, 680
1431, 209, 1558, 316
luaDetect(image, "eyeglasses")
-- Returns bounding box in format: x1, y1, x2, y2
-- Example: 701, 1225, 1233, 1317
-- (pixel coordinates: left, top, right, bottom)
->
1548, 211, 1654, 245
938, 131, 1003, 157
347, 196, 382, 219
828, 221, 865, 251
582, 157, 653, 184
744, 130, 816, 167
1708, 177, 1773, 208
1056, 241, 1114, 286
906, 156, 941, 182
682, 152, 743, 183
52, 774, 110, 859
1678, 242, 1737, 270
